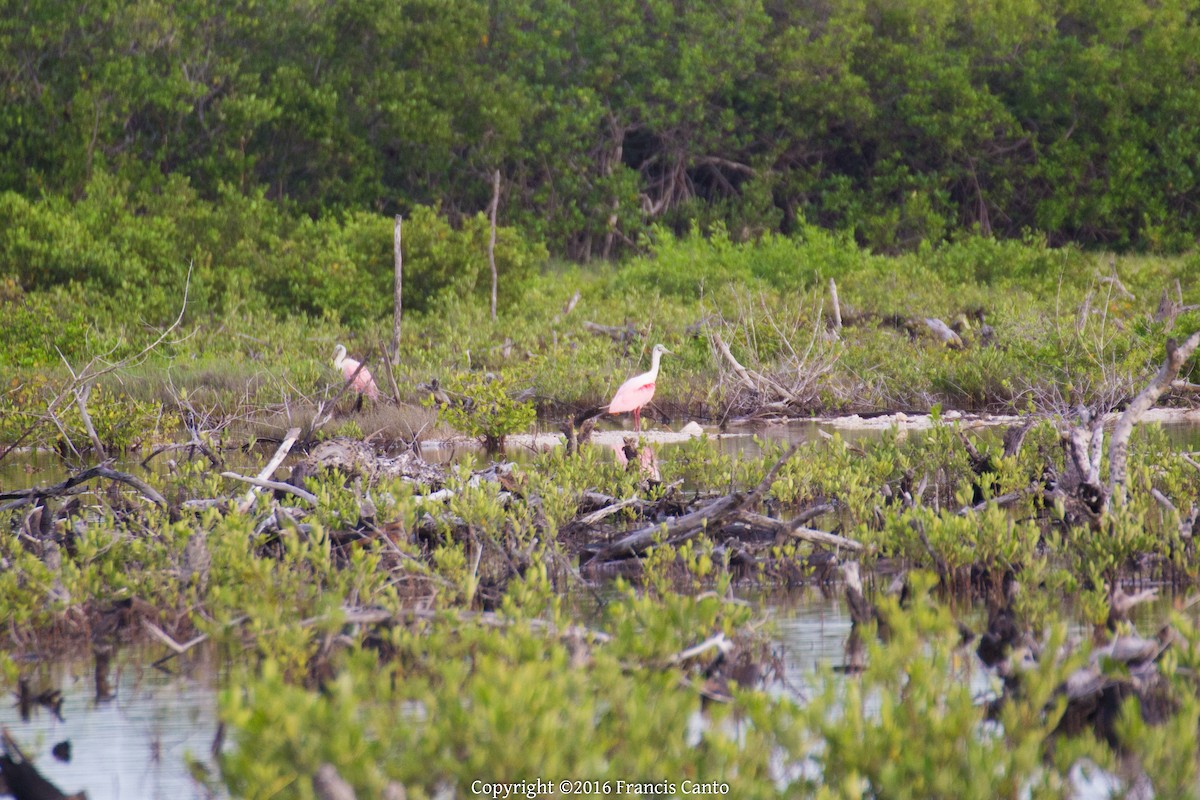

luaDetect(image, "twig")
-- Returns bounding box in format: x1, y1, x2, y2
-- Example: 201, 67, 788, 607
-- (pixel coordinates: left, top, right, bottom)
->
666, 632, 731, 666
237, 427, 301, 513
224, 472, 318, 506
144, 620, 209, 667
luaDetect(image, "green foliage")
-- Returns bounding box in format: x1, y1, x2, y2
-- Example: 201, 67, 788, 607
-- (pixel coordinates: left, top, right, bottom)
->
0, 280, 91, 369
0, 173, 545, 329
800, 574, 1084, 799
432, 370, 537, 451
3, 0, 1200, 253
2, 422, 1200, 797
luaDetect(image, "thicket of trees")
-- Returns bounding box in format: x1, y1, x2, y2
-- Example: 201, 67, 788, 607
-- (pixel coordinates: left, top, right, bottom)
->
2, 0, 1199, 260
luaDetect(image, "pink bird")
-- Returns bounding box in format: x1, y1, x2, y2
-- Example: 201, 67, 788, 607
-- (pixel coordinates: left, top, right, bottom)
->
332, 344, 380, 401
607, 343, 672, 431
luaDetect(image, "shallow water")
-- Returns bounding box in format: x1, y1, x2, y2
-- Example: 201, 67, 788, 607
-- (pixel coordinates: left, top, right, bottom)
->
0, 588, 1181, 797
0, 649, 223, 800
1, 419, 1196, 795
4, 416, 1198, 487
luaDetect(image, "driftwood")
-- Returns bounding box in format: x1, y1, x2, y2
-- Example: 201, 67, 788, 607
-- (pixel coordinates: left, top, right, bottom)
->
922, 318, 964, 349
236, 427, 301, 513
0, 461, 166, 512
876, 314, 970, 349
1109, 330, 1200, 506
302, 438, 446, 486
583, 444, 799, 563
733, 506, 862, 552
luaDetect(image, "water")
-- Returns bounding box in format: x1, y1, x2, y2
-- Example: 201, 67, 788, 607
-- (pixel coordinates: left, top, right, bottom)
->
2, 419, 1197, 796
0, 649, 223, 800
1, 589, 1180, 797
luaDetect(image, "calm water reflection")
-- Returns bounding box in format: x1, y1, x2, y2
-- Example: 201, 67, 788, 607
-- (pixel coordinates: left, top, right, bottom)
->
0, 649, 223, 800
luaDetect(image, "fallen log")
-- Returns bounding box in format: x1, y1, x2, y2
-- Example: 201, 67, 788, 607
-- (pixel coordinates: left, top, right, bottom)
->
582, 444, 799, 563
0, 461, 166, 511
237, 427, 300, 513
922, 318, 964, 349
733, 507, 862, 552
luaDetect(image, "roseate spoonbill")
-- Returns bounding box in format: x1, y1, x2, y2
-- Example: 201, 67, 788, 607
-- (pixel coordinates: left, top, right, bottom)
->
607, 343, 672, 431
332, 344, 380, 402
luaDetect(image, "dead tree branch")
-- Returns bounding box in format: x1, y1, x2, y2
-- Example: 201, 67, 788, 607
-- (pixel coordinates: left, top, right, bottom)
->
584, 444, 799, 563
1109, 331, 1200, 506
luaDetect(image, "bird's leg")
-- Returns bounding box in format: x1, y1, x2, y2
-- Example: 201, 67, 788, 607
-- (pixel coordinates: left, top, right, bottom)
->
633, 408, 641, 432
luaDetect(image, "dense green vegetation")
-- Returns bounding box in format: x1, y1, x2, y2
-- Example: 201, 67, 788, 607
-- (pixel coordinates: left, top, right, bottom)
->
3, 426, 1200, 796
2, 216, 1197, 456
3, 1, 1200, 797
3, 0, 1198, 445
2, 0, 1200, 259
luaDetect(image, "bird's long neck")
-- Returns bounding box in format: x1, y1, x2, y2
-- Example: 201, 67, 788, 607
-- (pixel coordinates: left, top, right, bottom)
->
647, 348, 663, 380
334, 347, 346, 368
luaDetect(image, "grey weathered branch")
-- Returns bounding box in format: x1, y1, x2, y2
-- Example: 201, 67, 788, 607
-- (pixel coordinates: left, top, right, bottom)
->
922, 318, 964, 348
237, 427, 301, 513
1109, 330, 1200, 506
583, 320, 639, 343
585, 444, 799, 562
0, 462, 167, 509
734, 508, 862, 552
711, 331, 801, 405
488, 169, 500, 322
224, 471, 317, 506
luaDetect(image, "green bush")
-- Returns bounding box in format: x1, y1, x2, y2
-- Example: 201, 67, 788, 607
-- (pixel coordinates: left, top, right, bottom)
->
0, 280, 91, 368
432, 369, 537, 451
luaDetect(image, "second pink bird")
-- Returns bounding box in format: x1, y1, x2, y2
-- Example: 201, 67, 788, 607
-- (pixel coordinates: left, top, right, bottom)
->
332, 344, 381, 401
607, 343, 672, 431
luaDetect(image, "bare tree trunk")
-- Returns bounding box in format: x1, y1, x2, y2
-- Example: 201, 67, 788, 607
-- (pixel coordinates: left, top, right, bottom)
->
75, 381, 106, 459
829, 278, 842, 334
488, 170, 500, 322
1109, 330, 1200, 506
392, 215, 403, 365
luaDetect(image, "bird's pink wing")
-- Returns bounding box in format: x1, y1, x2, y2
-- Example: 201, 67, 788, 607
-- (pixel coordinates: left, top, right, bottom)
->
342, 358, 381, 400
353, 369, 380, 399
608, 375, 656, 413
